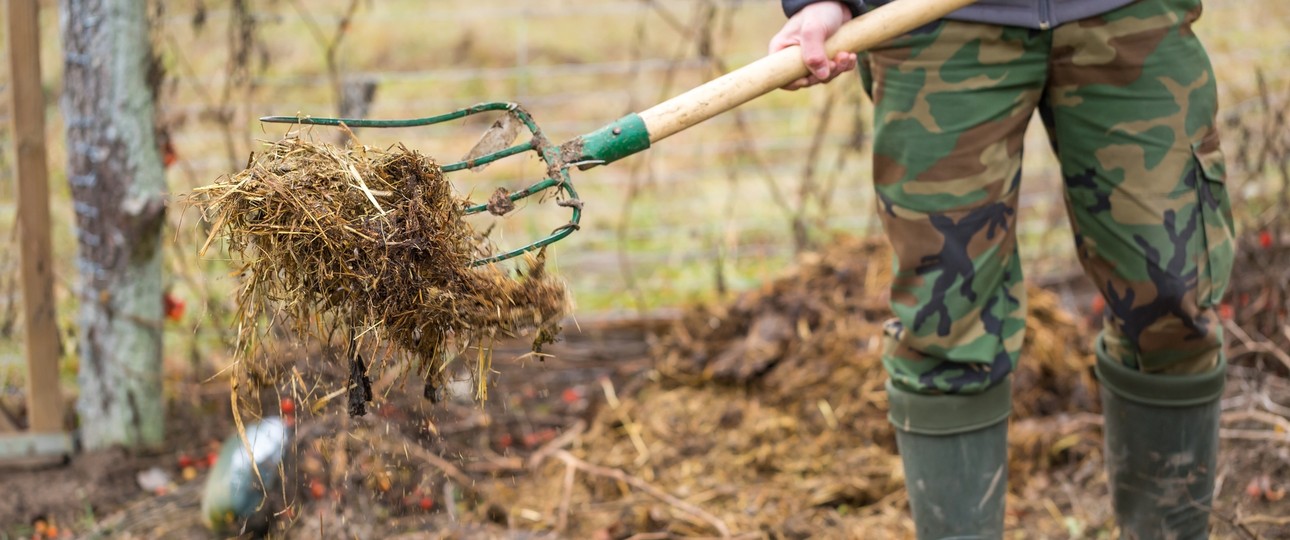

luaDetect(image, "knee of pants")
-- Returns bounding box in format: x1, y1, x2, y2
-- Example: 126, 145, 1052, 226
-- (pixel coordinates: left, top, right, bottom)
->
1100, 299, 1223, 375
881, 319, 1019, 395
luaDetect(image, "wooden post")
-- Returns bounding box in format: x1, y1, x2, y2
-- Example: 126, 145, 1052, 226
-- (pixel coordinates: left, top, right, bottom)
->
8, 0, 65, 435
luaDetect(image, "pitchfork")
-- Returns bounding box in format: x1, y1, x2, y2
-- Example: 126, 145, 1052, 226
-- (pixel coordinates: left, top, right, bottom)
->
260, 0, 974, 266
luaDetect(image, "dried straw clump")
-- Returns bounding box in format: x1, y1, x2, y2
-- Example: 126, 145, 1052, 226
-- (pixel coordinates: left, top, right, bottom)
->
194, 137, 568, 402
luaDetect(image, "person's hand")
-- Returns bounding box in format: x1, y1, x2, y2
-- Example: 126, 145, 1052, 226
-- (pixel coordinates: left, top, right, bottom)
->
769, 2, 859, 90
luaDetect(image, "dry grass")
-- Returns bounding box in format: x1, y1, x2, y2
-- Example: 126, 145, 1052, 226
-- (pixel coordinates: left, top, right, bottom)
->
192, 136, 569, 405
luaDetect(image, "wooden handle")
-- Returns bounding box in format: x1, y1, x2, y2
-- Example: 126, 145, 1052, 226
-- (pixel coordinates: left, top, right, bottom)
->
638, 0, 977, 143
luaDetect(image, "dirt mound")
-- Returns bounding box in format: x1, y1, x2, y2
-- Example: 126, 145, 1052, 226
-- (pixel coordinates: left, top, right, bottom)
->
656, 236, 1099, 419
65, 234, 1289, 539
495, 236, 1104, 537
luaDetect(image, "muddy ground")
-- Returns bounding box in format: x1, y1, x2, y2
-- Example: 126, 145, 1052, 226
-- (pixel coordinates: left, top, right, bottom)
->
2, 238, 1288, 540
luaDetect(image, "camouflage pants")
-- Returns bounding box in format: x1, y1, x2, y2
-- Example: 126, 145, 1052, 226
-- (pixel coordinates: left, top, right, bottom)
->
860, 0, 1234, 395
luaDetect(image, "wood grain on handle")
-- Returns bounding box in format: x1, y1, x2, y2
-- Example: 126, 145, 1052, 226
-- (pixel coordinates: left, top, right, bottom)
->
638, 0, 977, 143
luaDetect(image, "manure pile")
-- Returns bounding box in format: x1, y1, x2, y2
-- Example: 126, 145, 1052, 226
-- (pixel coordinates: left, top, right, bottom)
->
498, 236, 1104, 538
194, 137, 569, 406
89, 234, 1288, 538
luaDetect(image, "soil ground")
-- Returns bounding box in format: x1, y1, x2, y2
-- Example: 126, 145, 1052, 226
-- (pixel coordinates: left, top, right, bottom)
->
2, 239, 1288, 540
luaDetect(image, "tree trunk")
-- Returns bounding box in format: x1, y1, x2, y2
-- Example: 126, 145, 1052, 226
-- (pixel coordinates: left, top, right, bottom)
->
60, 0, 167, 449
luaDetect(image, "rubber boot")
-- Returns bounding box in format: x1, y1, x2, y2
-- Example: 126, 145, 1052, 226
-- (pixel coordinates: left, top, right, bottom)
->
888, 377, 1011, 540
1096, 348, 1225, 540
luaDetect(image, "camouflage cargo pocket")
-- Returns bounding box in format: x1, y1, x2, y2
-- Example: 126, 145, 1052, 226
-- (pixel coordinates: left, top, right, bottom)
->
1190, 132, 1234, 308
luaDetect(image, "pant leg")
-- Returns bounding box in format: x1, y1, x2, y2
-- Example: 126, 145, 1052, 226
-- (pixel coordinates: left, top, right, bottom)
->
1043, 0, 1234, 375
862, 21, 1049, 395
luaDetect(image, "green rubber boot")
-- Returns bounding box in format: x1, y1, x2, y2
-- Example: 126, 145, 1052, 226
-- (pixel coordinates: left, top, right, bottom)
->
887, 378, 1011, 540
1096, 348, 1226, 540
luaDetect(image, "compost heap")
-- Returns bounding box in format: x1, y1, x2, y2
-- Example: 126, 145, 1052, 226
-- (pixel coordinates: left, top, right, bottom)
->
194, 137, 569, 405
72, 232, 1290, 539
497, 236, 1104, 538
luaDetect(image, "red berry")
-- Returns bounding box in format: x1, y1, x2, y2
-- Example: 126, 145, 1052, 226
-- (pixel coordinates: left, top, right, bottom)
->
1246, 477, 1265, 500
161, 140, 179, 169
419, 497, 434, 511
561, 388, 579, 404
498, 433, 513, 448
1219, 303, 1235, 320
522, 433, 540, 448
163, 292, 186, 322
178, 454, 194, 468
280, 398, 295, 415
1259, 230, 1273, 249
1090, 295, 1105, 315
309, 479, 327, 500
205, 452, 219, 468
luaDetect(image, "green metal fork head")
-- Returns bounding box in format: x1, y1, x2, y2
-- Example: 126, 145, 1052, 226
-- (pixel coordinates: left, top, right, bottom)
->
259, 102, 580, 266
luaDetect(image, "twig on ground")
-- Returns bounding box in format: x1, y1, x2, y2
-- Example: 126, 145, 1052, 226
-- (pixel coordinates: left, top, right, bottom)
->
1217, 409, 1290, 443
1219, 428, 1290, 443
552, 449, 733, 538
1215, 467, 1227, 501
406, 446, 474, 488
465, 455, 524, 473
1040, 498, 1067, 531
1258, 392, 1290, 418
600, 377, 651, 465
1240, 513, 1290, 527
1222, 409, 1290, 432
528, 419, 586, 469
1225, 319, 1290, 372
1223, 394, 1251, 411
443, 481, 458, 522
1010, 412, 1103, 432
556, 457, 577, 532
1209, 506, 1262, 540
400, 441, 486, 500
